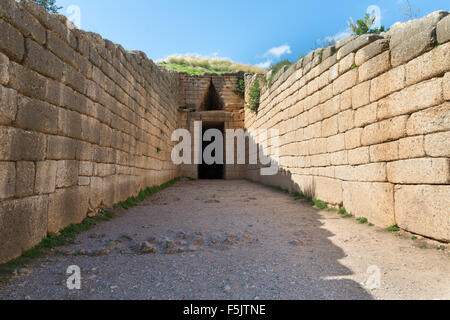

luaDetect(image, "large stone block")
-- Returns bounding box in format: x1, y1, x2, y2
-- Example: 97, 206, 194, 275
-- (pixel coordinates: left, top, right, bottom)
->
321, 116, 338, 137
314, 177, 343, 205
406, 103, 450, 135
339, 53, 355, 75
355, 39, 390, 66
343, 181, 395, 227
15, 161, 35, 198
370, 141, 399, 162
0, 86, 17, 125
395, 185, 450, 242
24, 38, 65, 81
47, 186, 88, 234
16, 97, 59, 134
391, 26, 437, 67
370, 66, 405, 102
361, 115, 408, 146
348, 147, 370, 165
333, 69, 358, 96
337, 34, 383, 61
327, 134, 345, 153
405, 42, 450, 86
359, 51, 390, 82
398, 136, 425, 159
437, 15, 450, 44
377, 78, 443, 120
0, 19, 25, 61
338, 109, 354, 133
46, 135, 78, 160
344, 128, 363, 149
335, 163, 387, 182
354, 102, 377, 128
0, 195, 48, 264
444, 72, 450, 101
351, 81, 370, 110
56, 160, 79, 188
424, 131, 450, 157
388, 11, 448, 48
0, 52, 8, 85
387, 158, 449, 184
0, 126, 46, 161
35, 161, 57, 194
8, 62, 47, 101
0, 162, 15, 200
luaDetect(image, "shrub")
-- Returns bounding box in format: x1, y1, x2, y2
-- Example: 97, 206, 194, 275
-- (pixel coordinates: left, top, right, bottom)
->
32, 0, 62, 13
234, 78, 245, 98
246, 79, 260, 112
267, 59, 293, 86
348, 13, 386, 36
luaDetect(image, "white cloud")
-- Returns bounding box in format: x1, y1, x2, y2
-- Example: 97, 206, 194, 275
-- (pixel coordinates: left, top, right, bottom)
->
255, 60, 272, 69
323, 27, 352, 44
263, 44, 292, 58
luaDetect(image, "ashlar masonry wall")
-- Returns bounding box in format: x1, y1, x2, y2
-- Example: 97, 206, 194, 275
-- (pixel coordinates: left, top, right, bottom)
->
244, 11, 450, 242
0, 0, 180, 263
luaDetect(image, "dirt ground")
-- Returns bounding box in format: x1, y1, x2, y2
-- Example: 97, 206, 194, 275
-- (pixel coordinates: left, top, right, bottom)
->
0, 179, 449, 300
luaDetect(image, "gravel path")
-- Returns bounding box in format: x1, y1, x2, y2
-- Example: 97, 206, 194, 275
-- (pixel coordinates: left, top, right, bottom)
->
0, 180, 449, 300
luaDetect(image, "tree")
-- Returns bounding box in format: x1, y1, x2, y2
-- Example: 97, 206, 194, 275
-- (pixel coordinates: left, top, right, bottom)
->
32, 0, 62, 14
348, 13, 385, 36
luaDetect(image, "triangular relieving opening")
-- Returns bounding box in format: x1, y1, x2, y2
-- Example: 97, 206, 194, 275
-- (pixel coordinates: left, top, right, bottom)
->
200, 80, 224, 111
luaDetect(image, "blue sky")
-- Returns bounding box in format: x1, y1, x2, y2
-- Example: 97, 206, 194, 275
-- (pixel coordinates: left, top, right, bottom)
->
57, 0, 449, 68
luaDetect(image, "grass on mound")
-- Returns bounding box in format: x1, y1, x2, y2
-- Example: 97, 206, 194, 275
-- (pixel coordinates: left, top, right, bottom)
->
158, 55, 265, 75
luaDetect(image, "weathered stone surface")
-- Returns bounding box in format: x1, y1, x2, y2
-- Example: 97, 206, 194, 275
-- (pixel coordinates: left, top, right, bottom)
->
424, 131, 450, 157
0, 196, 48, 264
56, 160, 79, 188
338, 109, 354, 133
15, 161, 35, 198
8, 62, 47, 101
370, 141, 398, 162
391, 26, 437, 67
0, 126, 46, 161
0, 19, 25, 61
387, 158, 449, 184
370, 66, 405, 102
314, 177, 342, 205
348, 147, 370, 165
0, 52, 8, 85
337, 34, 383, 61
339, 53, 355, 75
437, 15, 450, 44
343, 181, 395, 227
0, 162, 15, 200
351, 81, 370, 110
333, 69, 357, 95
377, 78, 443, 120
361, 115, 408, 146
0, 86, 18, 125
398, 136, 425, 159
444, 72, 450, 101
321, 116, 338, 137
335, 163, 387, 182
406, 103, 450, 135
388, 11, 448, 48
24, 38, 65, 81
344, 128, 363, 149
35, 161, 57, 195
395, 185, 450, 242
359, 51, 390, 82
354, 102, 377, 128
405, 42, 450, 86
336, 35, 356, 49
16, 97, 59, 134
48, 186, 89, 234
355, 39, 390, 66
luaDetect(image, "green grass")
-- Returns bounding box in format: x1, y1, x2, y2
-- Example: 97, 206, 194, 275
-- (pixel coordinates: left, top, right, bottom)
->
411, 235, 418, 240
0, 178, 181, 282
368, 223, 375, 227
386, 225, 400, 232
313, 199, 328, 210
293, 191, 305, 200
351, 63, 358, 70
356, 217, 368, 224
436, 245, 446, 251
156, 147, 162, 153
266, 184, 289, 194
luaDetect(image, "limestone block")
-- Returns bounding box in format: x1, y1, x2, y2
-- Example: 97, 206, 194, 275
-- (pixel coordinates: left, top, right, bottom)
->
361, 115, 408, 146
35, 161, 57, 194
0, 19, 25, 61
48, 186, 89, 234
0, 127, 46, 161
24, 38, 64, 81
444, 72, 450, 101
308, 138, 327, 155
59, 108, 82, 140
359, 51, 391, 82
398, 136, 425, 159
336, 35, 356, 50
370, 66, 405, 102
354, 102, 377, 128
79, 161, 94, 176
0, 162, 15, 200
424, 131, 450, 157
338, 109, 354, 133
335, 163, 387, 182
8, 62, 47, 101
321, 116, 338, 137
351, 81, 370, 110
46, 135, 78, 160
331, 150, 348, 166
327, 134, 345, 153
342, 181, 395, 227
355, 39, 390, 66
406, 103, 450, 135
56, 160, 79, 188
377, 78, 443, 120
395, 185, 450, 242
387, 158, 449, 184
437, 15, 450, 44
0, 86, 18, 125
348, 147, 370, 165
329, 63, 339, 82
16, 97, 59, 134
320, 96, 340, 119
339, 53, 355, 75
15, 161, 35, 198
0, 52, 9, 85
345, 128, 363, 149
314, 177, 343, 205
391, 26, 437, 67
405, 42, 450, 86
340, 90, 352, 111
78, 177, 90, 186
0, 195, 48, 264
370, 141, 399, 162
333, 69, 358, 96
337, 34, 383, 61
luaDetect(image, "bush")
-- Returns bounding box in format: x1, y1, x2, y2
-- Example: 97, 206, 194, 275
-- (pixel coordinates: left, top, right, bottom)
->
246, 79, 260, 112
348, 13, 385, 36
267, 59, 293, 86
32, 0, 62, 13
234, 78, 245, 98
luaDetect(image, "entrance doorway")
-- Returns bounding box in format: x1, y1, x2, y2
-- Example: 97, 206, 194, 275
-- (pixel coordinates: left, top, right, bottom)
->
199, 122, 224, 180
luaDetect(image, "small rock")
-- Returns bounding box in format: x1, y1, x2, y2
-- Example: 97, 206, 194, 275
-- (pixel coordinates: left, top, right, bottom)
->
192, 236, 205, 246
89, 234, 100, 239
90, 248, 111, 257
137, 241, 157, 254
224, 285, 232, 292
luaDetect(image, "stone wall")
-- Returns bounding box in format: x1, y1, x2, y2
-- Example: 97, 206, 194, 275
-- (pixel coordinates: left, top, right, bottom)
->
0, 0, 180, 263
244, 11, 450, 242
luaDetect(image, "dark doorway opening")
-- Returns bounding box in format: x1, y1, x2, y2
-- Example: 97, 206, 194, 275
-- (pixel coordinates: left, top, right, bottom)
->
199, 123, 224, 180
200, 81, 224, 111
